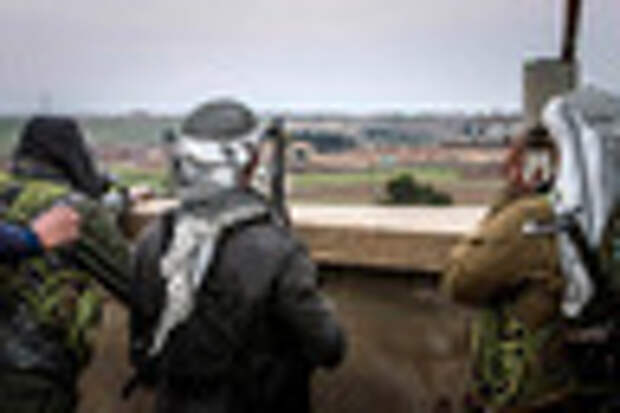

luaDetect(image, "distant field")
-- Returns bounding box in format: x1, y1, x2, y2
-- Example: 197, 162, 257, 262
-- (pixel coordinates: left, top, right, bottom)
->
107, 164, 500, 205
290, 167, 501, 205
109, 164, 170, 194
0, 117, 24, 155
79, 116, 180, 145
292, 166, 461, 187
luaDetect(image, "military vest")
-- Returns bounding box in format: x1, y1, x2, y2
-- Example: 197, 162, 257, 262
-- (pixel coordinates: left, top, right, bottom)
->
0, 172, 101, 363
469, 198, 620, 409
469, 196, 567, 408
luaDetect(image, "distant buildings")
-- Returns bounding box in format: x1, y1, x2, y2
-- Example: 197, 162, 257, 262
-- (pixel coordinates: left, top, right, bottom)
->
283, 113, 519, 174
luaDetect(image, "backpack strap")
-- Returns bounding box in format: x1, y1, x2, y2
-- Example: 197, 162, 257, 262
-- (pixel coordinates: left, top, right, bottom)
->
123, 209, 272, 399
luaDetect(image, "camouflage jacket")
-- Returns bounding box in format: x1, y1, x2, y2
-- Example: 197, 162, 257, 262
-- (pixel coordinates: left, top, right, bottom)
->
0, 171, 130, 383
443, 194, 572, 410
444, 190, 620, 411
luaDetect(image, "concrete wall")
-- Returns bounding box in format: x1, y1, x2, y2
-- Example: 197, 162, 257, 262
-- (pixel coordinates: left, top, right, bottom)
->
523, 59, 578, 127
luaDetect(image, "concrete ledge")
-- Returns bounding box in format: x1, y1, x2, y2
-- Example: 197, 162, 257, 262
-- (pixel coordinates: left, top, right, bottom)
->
291, 205, 485, 273
128, 200, 487, 273
295, 225, 462, 273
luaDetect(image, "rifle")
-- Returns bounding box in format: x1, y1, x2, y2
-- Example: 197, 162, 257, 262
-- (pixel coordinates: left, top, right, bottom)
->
65, 237, 132, 305
265, 117, 290, 226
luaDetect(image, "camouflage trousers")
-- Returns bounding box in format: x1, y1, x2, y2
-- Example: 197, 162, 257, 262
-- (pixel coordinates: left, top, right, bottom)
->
465, 393, 620, 413
0, 372, 76, 413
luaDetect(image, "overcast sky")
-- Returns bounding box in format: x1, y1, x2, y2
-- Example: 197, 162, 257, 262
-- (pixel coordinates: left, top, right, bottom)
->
0, 0, 618, 114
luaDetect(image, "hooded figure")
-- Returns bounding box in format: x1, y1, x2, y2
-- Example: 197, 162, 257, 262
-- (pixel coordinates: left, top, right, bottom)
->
0, 116, 130, 413
12, 116, 108, 198
130, 99, 346, 413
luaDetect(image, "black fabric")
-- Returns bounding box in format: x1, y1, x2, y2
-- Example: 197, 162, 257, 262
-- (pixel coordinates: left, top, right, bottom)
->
131, 190, 345, 413
157, 230, 261, 386
0, 306, 79, 387
12, 116, 106, 198
130, 206, 272, 394
0, 371, 77, 413
129, 215, 170, 390
181, 100, 257, 140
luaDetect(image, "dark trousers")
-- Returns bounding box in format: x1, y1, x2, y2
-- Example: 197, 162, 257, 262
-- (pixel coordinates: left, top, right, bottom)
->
155, 380, 229, 413
0, 372, 76, 413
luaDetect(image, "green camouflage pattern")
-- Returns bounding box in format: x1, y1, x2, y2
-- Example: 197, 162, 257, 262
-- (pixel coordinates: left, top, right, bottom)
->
0, 171, 130, 362
444, 194, 576, 410
470, 306, 573, 409
455, 195, 620, 411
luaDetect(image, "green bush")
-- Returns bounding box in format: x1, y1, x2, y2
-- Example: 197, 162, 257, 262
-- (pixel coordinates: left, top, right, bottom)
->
384, 173, 452, 205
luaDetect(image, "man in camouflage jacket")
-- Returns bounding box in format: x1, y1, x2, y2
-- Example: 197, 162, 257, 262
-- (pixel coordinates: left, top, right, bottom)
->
442, 129, 578, 412
0, 116, 131, 413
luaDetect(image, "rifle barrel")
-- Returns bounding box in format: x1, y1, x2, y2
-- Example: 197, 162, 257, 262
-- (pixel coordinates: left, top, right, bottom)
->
269, 118, 289, 224
72, 240, 132, 305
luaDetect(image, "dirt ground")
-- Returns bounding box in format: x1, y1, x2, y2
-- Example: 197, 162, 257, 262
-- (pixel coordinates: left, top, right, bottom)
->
79, 272, 473, 413
312, 274, 472, 413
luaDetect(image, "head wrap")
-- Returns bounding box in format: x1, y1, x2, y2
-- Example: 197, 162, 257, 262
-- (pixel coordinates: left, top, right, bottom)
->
172, 99, 265, 199
543, 86, 620, 316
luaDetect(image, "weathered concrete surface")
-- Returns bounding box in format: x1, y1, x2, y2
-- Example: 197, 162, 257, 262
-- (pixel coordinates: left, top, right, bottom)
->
312, 275, 472, 413
523, 58, 577, 126
128, 201, 486, 272
292, 205, 485, 272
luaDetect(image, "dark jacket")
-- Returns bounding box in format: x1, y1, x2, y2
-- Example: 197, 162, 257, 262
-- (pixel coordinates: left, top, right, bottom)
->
131, 192, 346, 413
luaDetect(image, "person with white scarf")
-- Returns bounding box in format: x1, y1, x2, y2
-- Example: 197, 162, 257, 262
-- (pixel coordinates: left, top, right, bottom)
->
129, 99, 346, 413
443, 87, 620, 412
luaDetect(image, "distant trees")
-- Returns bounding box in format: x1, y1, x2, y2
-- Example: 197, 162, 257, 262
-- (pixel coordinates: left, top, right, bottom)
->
384, 173, 452, 205
291, 130, 357, 154
364, 127, 434, 147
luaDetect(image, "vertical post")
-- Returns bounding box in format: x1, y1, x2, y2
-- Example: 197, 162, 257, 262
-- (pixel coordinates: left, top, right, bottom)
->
522, 0, 583, 127
162, 128, 178, 196
268, 117, 290, 225
561, 0, 583, 63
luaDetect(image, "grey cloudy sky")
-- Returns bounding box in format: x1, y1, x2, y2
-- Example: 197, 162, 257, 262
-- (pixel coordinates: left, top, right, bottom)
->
0, 0, 618, 114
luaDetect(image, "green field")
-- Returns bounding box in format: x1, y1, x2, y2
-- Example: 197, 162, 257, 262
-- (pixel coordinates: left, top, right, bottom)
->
109, 165, 170, 193
106, 164, 501, 205
292, 166, 461, 188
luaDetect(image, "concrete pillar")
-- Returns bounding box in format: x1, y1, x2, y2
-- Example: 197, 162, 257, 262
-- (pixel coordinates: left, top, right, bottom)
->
523, 58, 578, 127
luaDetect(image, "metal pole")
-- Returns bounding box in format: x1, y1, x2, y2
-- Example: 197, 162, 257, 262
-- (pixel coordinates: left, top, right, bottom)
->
561, 0, 583, 62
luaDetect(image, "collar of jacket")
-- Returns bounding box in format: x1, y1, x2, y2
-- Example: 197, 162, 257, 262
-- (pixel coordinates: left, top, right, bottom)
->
180, 188, 272, 219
